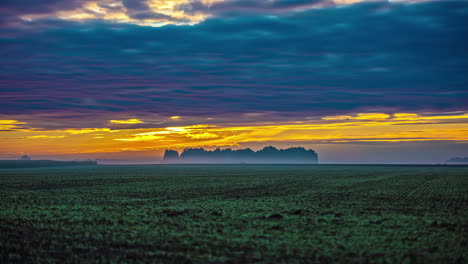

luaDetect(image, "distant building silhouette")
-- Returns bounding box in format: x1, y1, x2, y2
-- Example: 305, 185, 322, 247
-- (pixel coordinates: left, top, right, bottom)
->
19, 155, 31, 161
162, 146, 318, 164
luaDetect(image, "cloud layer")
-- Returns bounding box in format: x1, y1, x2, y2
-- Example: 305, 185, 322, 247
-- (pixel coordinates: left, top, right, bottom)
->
0, 0, 424, 27
1, 1, 467, 128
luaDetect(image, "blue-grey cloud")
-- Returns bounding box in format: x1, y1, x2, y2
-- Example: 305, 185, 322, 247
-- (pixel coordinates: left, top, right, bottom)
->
0, 1, 467, 121
120, 0, 178, 21
180, 0, 329, 16
0, 0, 83, 13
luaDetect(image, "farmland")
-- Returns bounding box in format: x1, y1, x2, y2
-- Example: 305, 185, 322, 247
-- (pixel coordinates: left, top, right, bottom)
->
0, 165, 467, 263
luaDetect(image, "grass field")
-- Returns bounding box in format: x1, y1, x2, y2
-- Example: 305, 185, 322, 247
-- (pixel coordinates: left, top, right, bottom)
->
0, 165, 467, 263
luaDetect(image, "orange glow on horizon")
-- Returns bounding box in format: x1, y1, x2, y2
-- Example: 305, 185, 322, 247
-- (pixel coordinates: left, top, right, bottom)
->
1, 112, 467, 157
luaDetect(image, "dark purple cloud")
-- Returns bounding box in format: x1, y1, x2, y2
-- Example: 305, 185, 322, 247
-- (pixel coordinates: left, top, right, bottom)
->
0, 1, 467, 126
120, 0, 179, 21
0, 0, 83, 13
180, 0, 331, 16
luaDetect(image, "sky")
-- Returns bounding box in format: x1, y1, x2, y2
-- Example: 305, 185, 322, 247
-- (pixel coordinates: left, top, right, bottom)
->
0, 0, 467, 164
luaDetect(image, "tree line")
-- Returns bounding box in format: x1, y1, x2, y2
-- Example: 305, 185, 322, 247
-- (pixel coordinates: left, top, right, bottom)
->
162, 146, 318, 164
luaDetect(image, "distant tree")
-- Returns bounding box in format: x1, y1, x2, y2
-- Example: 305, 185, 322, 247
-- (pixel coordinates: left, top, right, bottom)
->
163, 150, 179, 160
260, 146, 279, 153
19, 155, 31, 161
180, 148, 206, 159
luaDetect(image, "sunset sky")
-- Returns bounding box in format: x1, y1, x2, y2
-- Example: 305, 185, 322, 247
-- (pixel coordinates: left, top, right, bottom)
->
1, 0, 467, 163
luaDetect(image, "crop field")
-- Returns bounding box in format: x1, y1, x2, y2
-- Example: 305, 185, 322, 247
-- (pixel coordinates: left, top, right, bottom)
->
0, 165, 467, 263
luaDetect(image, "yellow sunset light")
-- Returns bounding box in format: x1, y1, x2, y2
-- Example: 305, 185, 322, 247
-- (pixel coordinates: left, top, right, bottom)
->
1, 112, 467, 156
110, 119, 144, 124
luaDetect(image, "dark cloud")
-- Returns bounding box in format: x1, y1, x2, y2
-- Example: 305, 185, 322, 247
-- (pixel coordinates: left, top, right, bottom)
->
120, 0, 177, 21
121, 0, 148, 11
0, 0, 83, 13
0, 1, 467, 121
0, 0, 85, 27
180, 0, 331, 16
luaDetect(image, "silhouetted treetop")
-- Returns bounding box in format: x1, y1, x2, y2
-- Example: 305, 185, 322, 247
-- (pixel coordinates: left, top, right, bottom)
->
19, 155, 31, 161
163, 150, 179, 160
162, 146, 318, 164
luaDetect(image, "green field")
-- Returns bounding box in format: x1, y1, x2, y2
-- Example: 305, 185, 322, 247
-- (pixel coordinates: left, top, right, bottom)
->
0, 165, 467, 263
